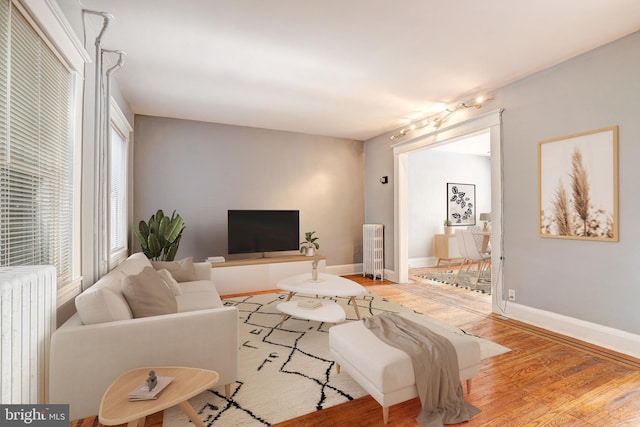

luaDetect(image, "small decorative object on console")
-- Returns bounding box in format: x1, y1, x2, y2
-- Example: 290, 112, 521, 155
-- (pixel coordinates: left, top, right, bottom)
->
300, 231, 319, 256
443, 219, 453, 234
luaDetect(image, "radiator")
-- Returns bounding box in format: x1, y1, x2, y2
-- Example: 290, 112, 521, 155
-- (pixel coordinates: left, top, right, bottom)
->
363, 224, 384, 280
0, 266, 56, 404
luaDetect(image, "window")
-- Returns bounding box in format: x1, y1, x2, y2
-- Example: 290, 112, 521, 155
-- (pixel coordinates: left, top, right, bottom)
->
0, 0, 73, 286
0, 0, 87, 300
109, 110, 131, 266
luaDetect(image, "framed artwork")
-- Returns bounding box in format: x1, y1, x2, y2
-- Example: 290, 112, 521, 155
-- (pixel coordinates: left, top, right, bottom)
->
447, 183, 475, 226
538, 126, 618, 241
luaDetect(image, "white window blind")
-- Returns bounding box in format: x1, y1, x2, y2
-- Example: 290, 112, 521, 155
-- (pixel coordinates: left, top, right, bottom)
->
0, 1, 74, 288
110, 127, 127, 255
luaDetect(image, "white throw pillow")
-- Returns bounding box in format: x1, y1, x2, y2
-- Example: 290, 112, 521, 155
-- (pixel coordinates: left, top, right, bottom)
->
75, 287, 133, 325
157, 268, 183, 296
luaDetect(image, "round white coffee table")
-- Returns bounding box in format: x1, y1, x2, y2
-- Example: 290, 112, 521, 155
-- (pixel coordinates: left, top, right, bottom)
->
276, 273, 366, 326
276, 299, 346, 326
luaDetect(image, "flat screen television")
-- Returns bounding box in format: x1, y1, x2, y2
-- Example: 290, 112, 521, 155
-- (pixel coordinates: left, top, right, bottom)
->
227, 210, 300, 255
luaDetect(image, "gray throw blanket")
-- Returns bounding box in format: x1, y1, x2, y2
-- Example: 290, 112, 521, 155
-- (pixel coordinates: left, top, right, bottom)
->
363, 312, 481, 427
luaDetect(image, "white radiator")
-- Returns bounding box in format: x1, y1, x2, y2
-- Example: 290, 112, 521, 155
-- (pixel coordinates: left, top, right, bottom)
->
0, 266, 56, 404
363, 224, 384, 280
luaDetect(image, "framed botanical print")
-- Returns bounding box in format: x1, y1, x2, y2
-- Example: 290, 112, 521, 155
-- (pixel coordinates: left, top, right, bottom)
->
538, 126, 618, 241
447, 183, 475, 226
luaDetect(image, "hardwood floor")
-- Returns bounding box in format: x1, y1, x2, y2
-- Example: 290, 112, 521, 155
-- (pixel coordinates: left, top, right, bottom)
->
71, 274, 640, 427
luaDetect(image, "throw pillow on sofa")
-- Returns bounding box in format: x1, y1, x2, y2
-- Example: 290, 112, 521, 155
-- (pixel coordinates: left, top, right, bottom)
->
151, 257, 196, 282
157, 268, 183, 296
122, 267, 178, 318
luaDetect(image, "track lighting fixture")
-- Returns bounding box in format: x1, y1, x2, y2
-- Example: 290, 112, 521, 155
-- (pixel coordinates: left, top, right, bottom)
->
390, 95, 493, 141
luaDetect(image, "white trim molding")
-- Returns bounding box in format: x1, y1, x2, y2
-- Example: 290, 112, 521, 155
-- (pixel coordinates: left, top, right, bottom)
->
504, 301, 640, 359
21, 0, 91, 71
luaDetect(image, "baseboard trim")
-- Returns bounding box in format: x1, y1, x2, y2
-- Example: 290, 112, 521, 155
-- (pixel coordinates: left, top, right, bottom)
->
328, 264, 396, 282
502, 301, 640, 360
407, 257, 438, 269
327, 263, 362, 276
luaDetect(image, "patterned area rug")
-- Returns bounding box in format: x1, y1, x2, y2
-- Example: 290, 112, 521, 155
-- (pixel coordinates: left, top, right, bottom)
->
417, 268, 492, 294
164, 291, 509, 426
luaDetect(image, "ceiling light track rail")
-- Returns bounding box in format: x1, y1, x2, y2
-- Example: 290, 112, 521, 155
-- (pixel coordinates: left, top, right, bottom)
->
390, 95, 493, 141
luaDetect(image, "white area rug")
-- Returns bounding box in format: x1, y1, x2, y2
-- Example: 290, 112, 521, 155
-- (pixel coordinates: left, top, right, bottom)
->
164, 291, 510, 426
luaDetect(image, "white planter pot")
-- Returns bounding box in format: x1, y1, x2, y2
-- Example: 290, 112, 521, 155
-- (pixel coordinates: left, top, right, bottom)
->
444, 226, 453, 235
304, 247, 315, 256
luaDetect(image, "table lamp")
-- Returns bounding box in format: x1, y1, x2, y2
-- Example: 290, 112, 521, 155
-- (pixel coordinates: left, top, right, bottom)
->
479, 213, 491, 232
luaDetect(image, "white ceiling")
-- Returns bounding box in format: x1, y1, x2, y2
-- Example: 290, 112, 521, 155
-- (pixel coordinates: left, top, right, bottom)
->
79, 0, 640, 141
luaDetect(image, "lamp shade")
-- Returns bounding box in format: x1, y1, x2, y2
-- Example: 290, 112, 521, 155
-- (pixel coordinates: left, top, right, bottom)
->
479, 213, 491, 222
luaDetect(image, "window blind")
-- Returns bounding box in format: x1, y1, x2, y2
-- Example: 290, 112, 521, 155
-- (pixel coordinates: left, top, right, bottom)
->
110, 127, 126, 254
0, 1, 74, 287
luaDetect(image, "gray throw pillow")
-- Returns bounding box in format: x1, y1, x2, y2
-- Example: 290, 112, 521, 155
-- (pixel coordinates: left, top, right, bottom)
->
156, 268, 183, 296
122, 266, 178, 318
151, 257, 196, 282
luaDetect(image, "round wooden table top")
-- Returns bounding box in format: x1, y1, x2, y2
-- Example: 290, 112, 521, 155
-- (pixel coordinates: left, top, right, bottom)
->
98, 366, 218, 426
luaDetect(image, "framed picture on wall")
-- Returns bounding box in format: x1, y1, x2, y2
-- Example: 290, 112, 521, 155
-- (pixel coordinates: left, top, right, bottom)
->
446, 183, 476, 225
538, 126, 618, 241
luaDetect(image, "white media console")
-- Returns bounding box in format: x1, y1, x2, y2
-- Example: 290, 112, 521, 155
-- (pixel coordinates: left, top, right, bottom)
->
210, 255, 327, 296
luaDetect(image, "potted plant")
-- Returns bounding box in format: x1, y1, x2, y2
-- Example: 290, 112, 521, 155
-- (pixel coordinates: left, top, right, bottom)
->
300, 231, 319, 256
443, 219, 453, 234
133, 209, 185, 261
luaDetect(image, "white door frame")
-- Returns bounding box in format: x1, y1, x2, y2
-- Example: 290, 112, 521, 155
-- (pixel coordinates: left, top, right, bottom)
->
392, 109, 504, 312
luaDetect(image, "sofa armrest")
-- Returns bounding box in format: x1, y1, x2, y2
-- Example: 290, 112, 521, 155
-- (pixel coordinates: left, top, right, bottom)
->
193, 261, 212, 280
49, 306, 238, 421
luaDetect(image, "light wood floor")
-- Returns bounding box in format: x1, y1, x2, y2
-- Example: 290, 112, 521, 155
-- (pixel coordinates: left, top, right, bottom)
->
72, 274, 640, 427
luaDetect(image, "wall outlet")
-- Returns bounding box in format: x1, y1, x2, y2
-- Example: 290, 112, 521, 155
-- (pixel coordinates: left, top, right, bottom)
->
508, 289, 516, 301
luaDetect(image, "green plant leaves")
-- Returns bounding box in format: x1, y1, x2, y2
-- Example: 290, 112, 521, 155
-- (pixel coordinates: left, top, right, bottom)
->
133, 209, 186, 261
166, 216, 185, 243
300, 230, 319, 251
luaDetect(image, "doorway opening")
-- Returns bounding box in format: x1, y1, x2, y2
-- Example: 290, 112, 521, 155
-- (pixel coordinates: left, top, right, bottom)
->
393, 110, 503, 313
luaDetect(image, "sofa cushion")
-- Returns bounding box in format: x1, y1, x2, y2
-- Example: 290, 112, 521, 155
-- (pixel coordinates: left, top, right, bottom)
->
121, 267, 178, 318
157, 268, 183, 296
176, 280, 224, 312
116, 252, 153, 276
151, 257, 196, 282
75, 270, 133, 325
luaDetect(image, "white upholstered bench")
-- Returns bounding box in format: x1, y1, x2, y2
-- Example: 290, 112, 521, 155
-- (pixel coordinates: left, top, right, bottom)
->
329, 311, 481, 424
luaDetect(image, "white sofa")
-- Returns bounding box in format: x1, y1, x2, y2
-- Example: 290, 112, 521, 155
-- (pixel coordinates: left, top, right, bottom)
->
49, 252, 238, 421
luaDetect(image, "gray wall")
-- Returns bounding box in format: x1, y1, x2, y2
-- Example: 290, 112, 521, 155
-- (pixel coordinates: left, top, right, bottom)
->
133, 116, 364, 266
365, 31, 640, 335
408, 150, 491, 259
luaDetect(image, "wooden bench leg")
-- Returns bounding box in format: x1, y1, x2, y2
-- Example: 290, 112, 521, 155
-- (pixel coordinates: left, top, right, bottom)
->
225, 383, 231, 398
466, 378, 472, 394
383, 406, 389, 424
335, 363, 341, 374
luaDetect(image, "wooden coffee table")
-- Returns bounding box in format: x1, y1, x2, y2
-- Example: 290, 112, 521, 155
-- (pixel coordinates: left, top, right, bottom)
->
276, 273, 366, 326
99, 366, 218, 427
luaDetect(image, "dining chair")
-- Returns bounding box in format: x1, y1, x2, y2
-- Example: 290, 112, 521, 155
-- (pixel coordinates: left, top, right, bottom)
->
454, 229, 491, 288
